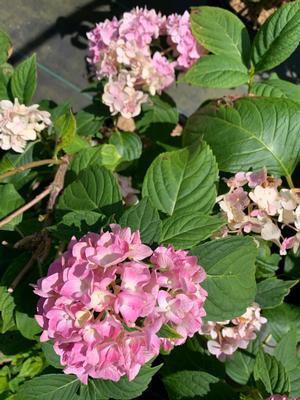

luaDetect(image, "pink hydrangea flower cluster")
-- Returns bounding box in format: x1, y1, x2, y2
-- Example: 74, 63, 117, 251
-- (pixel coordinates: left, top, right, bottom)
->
200, 303, 267, 361
216, 169, 300, 255
87, 7, 205, 118
34, 224, 207, 384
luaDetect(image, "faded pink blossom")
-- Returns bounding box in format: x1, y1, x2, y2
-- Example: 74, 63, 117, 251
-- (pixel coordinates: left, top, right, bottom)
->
280, 237, 295, 256
249, 186, 281, 216
246, 168, 267, 188
117, 174, 139, 206
200, 303, 266, 361
0, 99, 51, 153
34, 226, 207, 384
216, 170, 300, 255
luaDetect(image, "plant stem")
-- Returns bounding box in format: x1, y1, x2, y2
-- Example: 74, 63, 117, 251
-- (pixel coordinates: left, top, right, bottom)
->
6, 156, 72, 292
0, 158, 62, 181
0, 186, 51, 229
286, 174, 295, 189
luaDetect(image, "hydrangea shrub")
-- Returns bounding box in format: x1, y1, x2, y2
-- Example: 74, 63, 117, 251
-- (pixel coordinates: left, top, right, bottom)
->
0, 2, 300, 400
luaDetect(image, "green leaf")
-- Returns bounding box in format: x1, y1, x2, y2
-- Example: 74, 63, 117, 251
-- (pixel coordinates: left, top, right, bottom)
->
252, 1, 300, 72
263, 303, 300, 342
54, 109, 77, 155
83, 364, 162, 400
109, 131, 142, 163
160, 211, 225, 249
16, 374, 80, 400
70, 145, 122, 175
163, 370, 219, 399
284, 247, 300, 279
48, 211, 106, 241
19, 356, 44, 378
11, 54, 37, 104
275, 330, 300, 397
253, 350, 290, 395
255, 241, 280, 280
181, 55, 249, 88
119, 197, 161, 244
190, 236, 257, 321
251, 78, 300, 103
15, 311, 41, 340
76, 110, 103, 137
0, 184, 24, 230
157, 324, 183, 339
191, 6, 251, 65
0, 143, 34, 188
255, 278, 298, 309
0, 286, 15, 333
41, 341, 63, 370
225, 339, 259, 385
135, 94, 178, 136
0, 63, 13, 100
183, 96, 300, 176
58, 165, 122, 214
142, 142, 218, 216
62, 136, 89, 154
0, 30, 12, 64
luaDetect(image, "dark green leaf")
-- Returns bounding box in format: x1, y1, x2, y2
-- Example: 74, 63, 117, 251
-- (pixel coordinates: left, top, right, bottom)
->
253, 350, 290, 395
256, 278, 298, 309
16, 374, 80, 400
0, 286, 15, 333
263, 303, 300, 342
252, 1, 300, 72
85, 364, 162, 400
48, 211, 106, 241
275, 330, 300, 397
136, 94, 178, 136
251, 78, 300, 103
255, 241, 280, 279
119, 197, 161, 244
0, 30, 12, 64
0, 62, 13, 100
109, 131, 142, 163
11, 54, 37, 104
161, 211, 225, 249
163, 370, 219, 399
184, 97, 300, 176
58, 165, 122, 214
15, 311, 41, 340
225, 339, 259, 385
70, 145, 121, 175
76, 110, 103, 137
54, 109, 77, 155
0, 143, 34, 188
0, 184, 24, 230
142, 142, 218, 216
191, 6, 251, 65
41, 341, 63, 370
181, 55, 249, 88
190, 236, 257, 320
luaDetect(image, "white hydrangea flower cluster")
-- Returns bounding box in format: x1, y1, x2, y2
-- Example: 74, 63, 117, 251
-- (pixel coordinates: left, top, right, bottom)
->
0, 99, 51, 153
